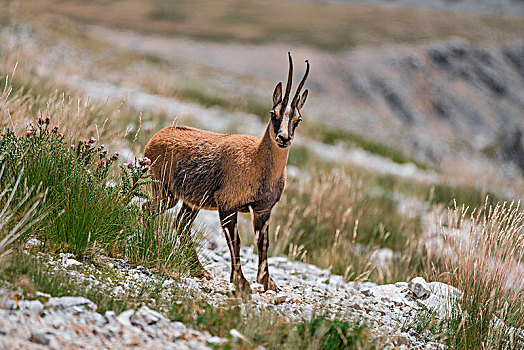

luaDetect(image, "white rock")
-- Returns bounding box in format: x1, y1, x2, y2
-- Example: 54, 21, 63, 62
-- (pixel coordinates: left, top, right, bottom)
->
116, 309, 135, 328
29, 330, 60, 349
64, 258, 83, 270
207, 336, 228, 345
18, 300, 44, 314
46, 296, 96, 311
131, 305, 166, 328
229, 329, 247, 342
24, 238, 42, 249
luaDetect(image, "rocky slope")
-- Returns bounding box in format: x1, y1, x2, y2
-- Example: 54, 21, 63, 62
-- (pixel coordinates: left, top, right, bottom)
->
0, 248, 449, 350
0, 209, 463, 349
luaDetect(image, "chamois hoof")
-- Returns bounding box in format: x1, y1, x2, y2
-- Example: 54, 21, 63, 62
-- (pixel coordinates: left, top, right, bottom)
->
265, 278, 278, 292
233, 276, 252, 300
257, 275, 278, 291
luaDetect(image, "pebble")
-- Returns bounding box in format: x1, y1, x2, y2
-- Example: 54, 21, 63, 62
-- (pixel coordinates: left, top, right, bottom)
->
408, 277, 431, 300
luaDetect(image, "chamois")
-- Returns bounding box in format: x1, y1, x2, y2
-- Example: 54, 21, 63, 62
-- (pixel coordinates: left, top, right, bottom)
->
144, 53, 309, 296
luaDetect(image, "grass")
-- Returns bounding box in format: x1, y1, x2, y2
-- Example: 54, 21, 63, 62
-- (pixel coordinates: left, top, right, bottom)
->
408, 201, 524, 349
0, 168, 44, 259
268, 168, 423, 283
0, 124, 134, 256
12, 0, 524, 51
271, 144, 505, 284
2, 11, 523, 348
0, 68, 207, 278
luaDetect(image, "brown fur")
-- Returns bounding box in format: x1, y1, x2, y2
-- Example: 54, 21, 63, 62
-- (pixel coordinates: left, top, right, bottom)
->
144, 53, 309, 297
145, 123, 289, 213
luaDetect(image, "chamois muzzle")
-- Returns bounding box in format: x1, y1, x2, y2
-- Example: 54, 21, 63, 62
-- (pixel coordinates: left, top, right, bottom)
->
276, 133, 291, 148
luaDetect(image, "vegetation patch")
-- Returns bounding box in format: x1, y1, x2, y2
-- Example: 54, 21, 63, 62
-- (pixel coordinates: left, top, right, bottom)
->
270, 169, 422, 283
408, 202, 524, 349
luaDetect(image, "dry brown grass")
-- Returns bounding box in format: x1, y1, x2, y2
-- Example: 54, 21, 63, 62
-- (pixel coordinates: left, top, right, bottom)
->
11, 0, 524, 50
265, 168, 425, 284
426, 201, 524, 348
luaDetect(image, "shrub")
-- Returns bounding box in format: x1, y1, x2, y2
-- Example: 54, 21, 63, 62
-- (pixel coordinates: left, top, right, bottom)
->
0, 122, 132, 256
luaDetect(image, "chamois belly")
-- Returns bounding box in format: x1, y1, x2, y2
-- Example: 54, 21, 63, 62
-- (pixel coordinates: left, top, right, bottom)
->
170, 155, 224, 209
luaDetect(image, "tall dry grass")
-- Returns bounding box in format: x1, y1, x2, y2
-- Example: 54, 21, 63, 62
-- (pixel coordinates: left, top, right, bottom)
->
268, 169, 424, 283
430, 201, 524, 348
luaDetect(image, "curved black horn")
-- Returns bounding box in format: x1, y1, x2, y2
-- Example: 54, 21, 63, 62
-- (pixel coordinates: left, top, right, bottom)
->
292, 60, 309, 108
282, 52, 293, 106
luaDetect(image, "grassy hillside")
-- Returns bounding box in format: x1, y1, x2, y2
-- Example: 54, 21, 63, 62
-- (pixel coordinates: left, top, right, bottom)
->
1, 5, 523, 348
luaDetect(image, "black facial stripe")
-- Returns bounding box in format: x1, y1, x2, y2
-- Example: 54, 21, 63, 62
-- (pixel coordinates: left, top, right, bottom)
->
271, 114, 281, 136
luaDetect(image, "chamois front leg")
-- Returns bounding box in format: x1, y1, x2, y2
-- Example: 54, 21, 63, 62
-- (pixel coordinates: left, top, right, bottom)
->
253, 210, 278, 291
219, 208, 251, 297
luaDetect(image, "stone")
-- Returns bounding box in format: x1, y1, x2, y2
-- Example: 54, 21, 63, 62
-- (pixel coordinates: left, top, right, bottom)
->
3, 299, 17, 310
207, 336, 228, 345
46, 296, 96, 311
63, 258, 83, 270
29, 330, 60, 349
24, 238, 42, 249
18, 300, 44, 314
229, 329, 247, 342
116, 309, 135, 328
407, 277, 431, 300
131, 305, 166, 328
0, 326, 8, 335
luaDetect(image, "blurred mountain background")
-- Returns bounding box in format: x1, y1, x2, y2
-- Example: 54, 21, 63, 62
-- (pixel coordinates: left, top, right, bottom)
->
1, 0, 523, 198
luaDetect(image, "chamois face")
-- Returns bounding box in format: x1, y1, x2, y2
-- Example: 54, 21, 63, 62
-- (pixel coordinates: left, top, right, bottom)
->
270, 53, 310, 148
270, 84, 308, 148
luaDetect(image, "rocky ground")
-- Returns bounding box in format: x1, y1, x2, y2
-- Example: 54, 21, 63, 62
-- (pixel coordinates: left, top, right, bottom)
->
0, 209, 459, 349
0, 249, 451, 349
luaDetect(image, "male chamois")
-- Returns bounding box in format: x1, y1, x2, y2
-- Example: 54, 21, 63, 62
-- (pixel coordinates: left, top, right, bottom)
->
144, 53, 309, 296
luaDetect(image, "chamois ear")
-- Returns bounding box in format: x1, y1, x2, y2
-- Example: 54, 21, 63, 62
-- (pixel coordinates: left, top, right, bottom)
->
273, 82, 282, 107
298, 89, 308, 110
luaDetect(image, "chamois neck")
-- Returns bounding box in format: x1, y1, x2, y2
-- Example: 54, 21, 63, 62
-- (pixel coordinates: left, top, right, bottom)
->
258, 122, 289, 178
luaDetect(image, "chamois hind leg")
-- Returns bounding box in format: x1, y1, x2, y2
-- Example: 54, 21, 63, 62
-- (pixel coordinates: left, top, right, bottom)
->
253, 209, 278, 291
219, 208, 251, 298
177, 202, 211, 280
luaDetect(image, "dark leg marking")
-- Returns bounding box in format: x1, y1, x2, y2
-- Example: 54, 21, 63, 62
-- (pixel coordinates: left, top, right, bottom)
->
219, 208, 251, 297
253, 210, 277, 291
